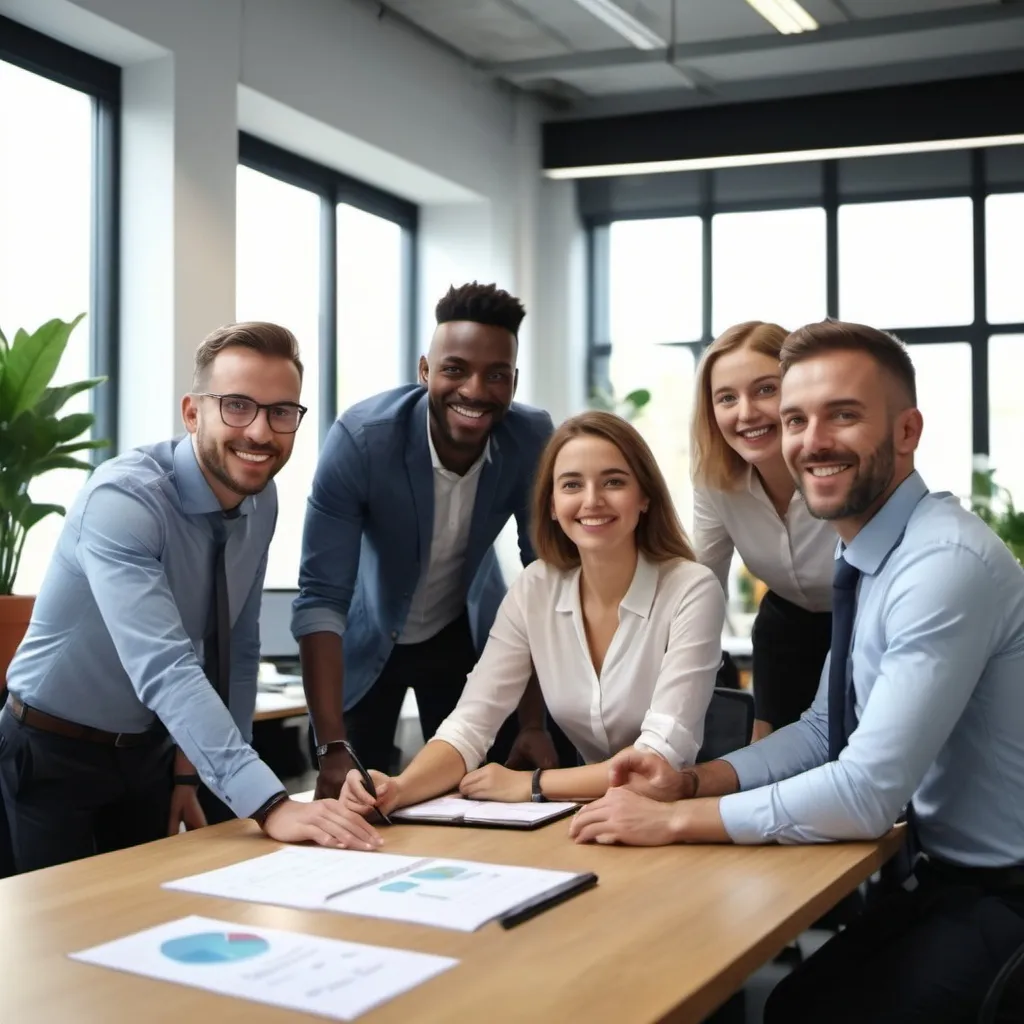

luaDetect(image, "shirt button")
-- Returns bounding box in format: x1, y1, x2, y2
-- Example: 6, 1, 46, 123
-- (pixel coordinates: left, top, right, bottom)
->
390, 631, 398, 640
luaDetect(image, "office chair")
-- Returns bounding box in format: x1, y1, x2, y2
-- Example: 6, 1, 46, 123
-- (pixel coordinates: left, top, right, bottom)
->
696, 687, 755, 763
978, 939, 1024, 1024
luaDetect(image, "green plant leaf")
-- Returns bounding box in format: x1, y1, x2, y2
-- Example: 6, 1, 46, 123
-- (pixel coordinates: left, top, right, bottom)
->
50, 439, 109, 456
16, 502, 65, 531
622, 388, 652, 409
1, 315, 86, 419
52, 411, 96, 444
31, 454, 95, 475
35, 376, 107, 418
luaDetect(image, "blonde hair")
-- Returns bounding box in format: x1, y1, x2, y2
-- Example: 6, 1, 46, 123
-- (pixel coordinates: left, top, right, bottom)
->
691, 321, 788, 492
531, 410, 695, 571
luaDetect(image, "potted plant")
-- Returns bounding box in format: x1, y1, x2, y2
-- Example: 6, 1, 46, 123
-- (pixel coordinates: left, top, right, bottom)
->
0, 314, 108, 691
970, 466, 1024, 565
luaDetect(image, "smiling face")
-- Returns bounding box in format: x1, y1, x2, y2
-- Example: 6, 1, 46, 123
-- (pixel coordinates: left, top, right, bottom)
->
709, 344, 783, 468
182, 346, 302, 506
780, 349, 922, 539
551, 435, 649, 558
419, 321, 518, 467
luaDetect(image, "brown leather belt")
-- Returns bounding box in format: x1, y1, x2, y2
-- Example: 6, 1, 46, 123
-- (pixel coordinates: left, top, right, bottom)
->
5, 695, 165, 748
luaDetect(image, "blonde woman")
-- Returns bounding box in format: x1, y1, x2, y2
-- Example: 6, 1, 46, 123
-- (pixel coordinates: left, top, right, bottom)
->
692, 322, 836, 739
341, 411, 724, 816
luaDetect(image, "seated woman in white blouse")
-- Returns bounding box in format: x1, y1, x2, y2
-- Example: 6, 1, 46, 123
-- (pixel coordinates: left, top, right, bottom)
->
341, 410, 725, 816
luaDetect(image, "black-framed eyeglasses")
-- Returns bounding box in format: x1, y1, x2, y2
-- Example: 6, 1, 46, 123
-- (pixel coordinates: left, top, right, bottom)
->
196, 393, 308, 434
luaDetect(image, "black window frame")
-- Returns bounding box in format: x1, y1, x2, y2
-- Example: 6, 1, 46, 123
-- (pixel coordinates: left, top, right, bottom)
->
585, 148, 1024, 461
238, 132, 419, 443
0, 14, 121, 460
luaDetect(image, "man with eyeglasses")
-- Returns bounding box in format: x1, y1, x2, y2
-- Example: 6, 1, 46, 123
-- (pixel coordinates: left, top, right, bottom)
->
0, 322, 383, 875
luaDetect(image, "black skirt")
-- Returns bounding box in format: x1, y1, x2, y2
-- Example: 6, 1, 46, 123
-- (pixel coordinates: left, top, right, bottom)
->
751, 590, 832, 729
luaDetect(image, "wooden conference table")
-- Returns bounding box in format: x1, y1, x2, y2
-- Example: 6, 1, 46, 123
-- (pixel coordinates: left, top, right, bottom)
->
0, 814, 901, 1023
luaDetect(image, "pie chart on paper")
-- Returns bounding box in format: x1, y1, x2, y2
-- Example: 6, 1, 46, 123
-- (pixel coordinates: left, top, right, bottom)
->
160, 931, 270, 965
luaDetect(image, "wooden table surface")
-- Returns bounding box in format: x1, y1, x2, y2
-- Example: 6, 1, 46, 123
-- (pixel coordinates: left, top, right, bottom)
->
0, 817, 901, 1023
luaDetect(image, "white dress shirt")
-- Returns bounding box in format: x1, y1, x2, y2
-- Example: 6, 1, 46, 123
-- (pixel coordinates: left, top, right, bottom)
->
693, 469, 834, 612
433, 552, 725, 771
398, 413, 489, 644
719, 473, 1024, 866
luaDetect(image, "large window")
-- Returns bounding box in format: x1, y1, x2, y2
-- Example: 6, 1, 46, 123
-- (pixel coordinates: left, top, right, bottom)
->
587, 148, 1024, 536
0, 22, 119, 594
236, 167, 321, 590
236, 136, 417, 590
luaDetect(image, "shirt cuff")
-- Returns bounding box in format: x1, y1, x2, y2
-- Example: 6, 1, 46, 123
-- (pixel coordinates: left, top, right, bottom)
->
208, 757, 286, 819
719, 787, 778, 845
291, 605, 347, 640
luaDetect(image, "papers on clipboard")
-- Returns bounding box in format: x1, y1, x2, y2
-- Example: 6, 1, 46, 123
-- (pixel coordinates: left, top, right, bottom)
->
163, 848, 596, 932
391, 795, 578, 829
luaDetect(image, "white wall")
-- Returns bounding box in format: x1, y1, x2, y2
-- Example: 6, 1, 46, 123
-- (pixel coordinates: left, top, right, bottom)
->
0, 0, 585, 445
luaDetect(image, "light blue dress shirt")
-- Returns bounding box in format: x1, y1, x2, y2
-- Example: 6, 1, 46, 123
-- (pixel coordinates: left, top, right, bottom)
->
720, 471, 1024, 867
6, 437, 283, 817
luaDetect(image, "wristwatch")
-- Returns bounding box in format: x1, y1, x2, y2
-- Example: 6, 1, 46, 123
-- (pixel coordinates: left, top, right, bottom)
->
531, 768, 548, 803
250, 790, 289, 829
315, 739, 348, 762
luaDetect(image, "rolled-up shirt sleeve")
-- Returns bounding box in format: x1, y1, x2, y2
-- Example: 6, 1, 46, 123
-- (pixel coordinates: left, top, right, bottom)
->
432, 585, 533, 770
636, 570, 725, 769
76, 483, 282, 817
291, 419, 367, 639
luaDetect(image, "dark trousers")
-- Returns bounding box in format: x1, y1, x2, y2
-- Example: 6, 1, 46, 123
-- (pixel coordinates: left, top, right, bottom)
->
323, 612, 520, 774
766, 865, 1024, 1023
0, 709, 175, 874
752, 591, 832, 729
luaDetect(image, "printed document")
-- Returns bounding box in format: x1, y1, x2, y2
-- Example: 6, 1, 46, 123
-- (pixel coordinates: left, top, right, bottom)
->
164, 848, 589, 932
70, 914, 456, 1020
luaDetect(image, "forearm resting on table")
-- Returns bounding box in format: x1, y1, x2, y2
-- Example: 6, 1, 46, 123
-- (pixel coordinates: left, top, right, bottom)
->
688, 759, 741, 798
395, 740, 470, 808
536, 762, 612, 802
298, 631, 346, 743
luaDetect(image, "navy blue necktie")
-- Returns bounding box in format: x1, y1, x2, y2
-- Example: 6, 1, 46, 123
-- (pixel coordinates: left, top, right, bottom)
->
828, 555, 861, 761
204, 510, 239, 706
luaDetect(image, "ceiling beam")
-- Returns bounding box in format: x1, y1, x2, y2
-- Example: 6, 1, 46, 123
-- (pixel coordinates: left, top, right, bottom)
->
483, 4, 1024, 79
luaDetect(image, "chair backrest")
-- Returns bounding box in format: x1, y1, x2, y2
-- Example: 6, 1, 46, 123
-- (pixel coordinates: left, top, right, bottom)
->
696, 687, 755, 764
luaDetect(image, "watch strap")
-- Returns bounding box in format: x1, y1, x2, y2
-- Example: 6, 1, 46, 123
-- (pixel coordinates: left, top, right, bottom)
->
531, 768, 547, 803
251, 790, 289, 829
173, 773, 202, 787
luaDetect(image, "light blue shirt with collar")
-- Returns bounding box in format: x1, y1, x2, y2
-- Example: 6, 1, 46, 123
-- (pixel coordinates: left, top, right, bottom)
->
719, 471, 1024, 867
6, 436, 283, 817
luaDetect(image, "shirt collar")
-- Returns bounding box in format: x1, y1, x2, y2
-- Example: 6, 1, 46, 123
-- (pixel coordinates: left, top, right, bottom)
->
554, 551, 660, 620
425, 404, 491, 477
173, 435, 256, 518
840, 470, 928, 576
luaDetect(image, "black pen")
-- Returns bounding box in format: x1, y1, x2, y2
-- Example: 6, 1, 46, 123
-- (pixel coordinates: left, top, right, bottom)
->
341, 739, 393, 825
499, 872, 598, 930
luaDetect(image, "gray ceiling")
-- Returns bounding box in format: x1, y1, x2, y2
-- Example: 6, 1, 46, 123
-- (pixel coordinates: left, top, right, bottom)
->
378, 0, 1024, 116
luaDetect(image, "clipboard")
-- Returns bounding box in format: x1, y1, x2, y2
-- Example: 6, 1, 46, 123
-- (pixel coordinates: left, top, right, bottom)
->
390, 796, 578, 831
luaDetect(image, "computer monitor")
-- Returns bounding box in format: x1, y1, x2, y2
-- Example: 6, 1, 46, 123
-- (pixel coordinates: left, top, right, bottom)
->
259, 589, 300, 662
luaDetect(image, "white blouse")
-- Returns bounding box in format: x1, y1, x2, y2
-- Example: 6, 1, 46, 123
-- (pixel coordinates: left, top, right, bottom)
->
693, 469, 835, 613
432, 553, 725, 771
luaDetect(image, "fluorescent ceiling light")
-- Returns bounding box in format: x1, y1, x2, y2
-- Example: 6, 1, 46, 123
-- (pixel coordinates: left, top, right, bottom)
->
571, 0, 667, 50
543, 133, 1024, 180
745, 0, 819, 35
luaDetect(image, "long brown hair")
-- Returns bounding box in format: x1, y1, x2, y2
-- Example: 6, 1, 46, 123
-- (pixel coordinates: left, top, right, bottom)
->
691, 321, 788, 492
531, 410, 695, 571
